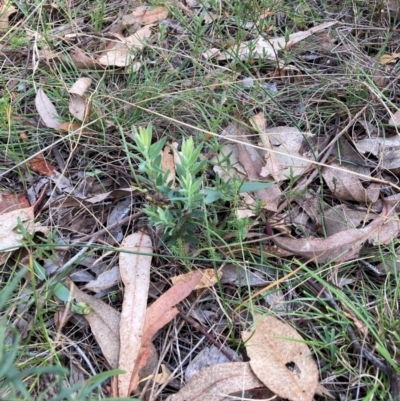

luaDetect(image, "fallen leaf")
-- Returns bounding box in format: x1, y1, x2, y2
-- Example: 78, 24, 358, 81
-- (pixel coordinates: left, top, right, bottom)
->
203, 21, 337, 61
0, 193, 30, 214
35, 88, 62, 129
355, 136, 400, 170
0, 2, 17, 31
161, 145, 176, 187
211, 143, 247, 181
272, 209, 400, 264
250, 113, 281, 182
322, 162, 368, 203
323, 205, 367, 236
97, 26, 152, 67
171, 269, 221, 290
236, 123, 281, 211
259, 126, 314, 181
122, 6, 168, 26
128, 270, 202, 393
118, 231, 153, 397
242, 314, 318, 401
185, 346, 239, 382
221, 265, 269, 287
0, 207, 48, 265
68, 77, 92, 121
71, 47, 100, 69
166, 362, 263, 401
379, 53, 400, 64
70, 281, 121, 368
83, 266, 120, 293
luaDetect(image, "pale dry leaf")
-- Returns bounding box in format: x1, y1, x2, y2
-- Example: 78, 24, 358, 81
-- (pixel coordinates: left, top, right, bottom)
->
83, 266, 120, 293
322, 162, 368, 203
235, 123, 282, 211
70, 281, 121, 368
343, 310, 368, 337
204, 21, 337, 61
272, 210, 400, 264
118, 231, 153, 397
68, 77, 92, 121
211, 143, 247, 181
122, 6, 168, 26
128, 270, 202, 392
355, 136, 400, 170
322, 205, 367, 236
259, 126, 314, 181
161, 145, 176, 187
250, 113, 281, 182
0, 207, 48, 264
0, 2, 16, 30
97, 26, 152, 67
242, 314, 318, 401
166, 362, 264, 401
185, 345, 239, 382
171, 269, 221, 290
379, 53, 400, 64
69, 77, 92, 97
153, 364, 171, 384
0, 193, 30, 214
389, 110, 400, 126
35, 88, 62, 129
71, 47, 99, 69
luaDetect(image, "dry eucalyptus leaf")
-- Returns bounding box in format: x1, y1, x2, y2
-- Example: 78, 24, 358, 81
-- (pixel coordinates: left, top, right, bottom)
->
128, 270, 202, 392
203, 21, 337, 61
355, 136, 400, 170
221, 265, 269, 287
0, 207, 48, 264
35, 88, 62, 129
250, 113, 281, 182
322, 162, 368, 203
211, 143, 247, 181
235, 124, 281, 212
185, 346, 239, 382
166, 362, 263, 401
118, 231, 153, 397
161, 145, 176, 187
97, 26, 152, 67
259, 126, 314, 181
70, 281, 121, 368
273, 210, 400, 264
322, 205, 367, 236
0, 3, 16, 30
122, 6, 168, 26
71, 47, 100, 69
68, 77, 92, 121
171, 269, 221, 290
83, 266, 120, 293
242, 315, 318, 401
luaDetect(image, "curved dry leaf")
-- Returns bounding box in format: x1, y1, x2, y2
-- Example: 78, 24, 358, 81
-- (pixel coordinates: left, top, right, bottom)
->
355, 136, 400, 170
128, 270, 202, 393
97, 26, 152, 67
118, 231, 153, 397
161, 145, 176, 187
323, 205, 367, 236
166, 362, 263, 401
322, 162, 368, 203
35, 88, 62, 129
83, 265, 120, 293
242, 315, 318, 401
205, 21, 337, 61
71, 47, 100, 69
0, 207, 48, 264
122, 6, 168, 26
0, 3, 17, 31
171, 269, 221, 290
68, 78, 92, 121
70, 281, 121, 368
273, 210, 400, 263
0, 193, 30, 214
